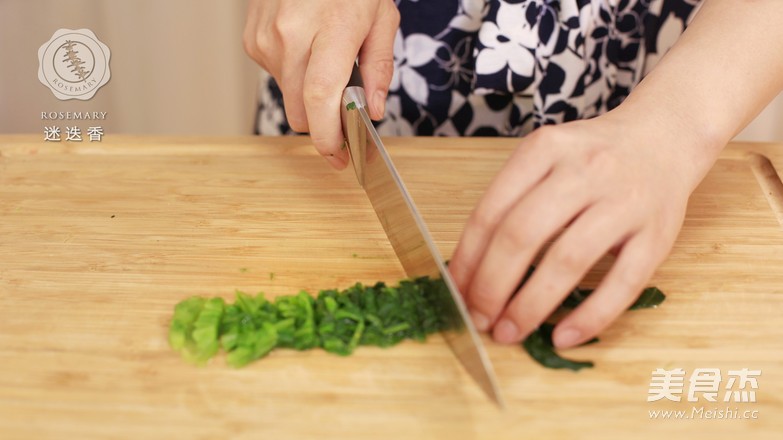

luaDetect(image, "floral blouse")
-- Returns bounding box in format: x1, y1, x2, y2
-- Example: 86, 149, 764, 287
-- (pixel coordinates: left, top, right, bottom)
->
255, 0, 702, 137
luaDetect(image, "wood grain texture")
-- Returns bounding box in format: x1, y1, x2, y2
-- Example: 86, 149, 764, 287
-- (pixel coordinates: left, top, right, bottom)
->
0, 135, 781, 439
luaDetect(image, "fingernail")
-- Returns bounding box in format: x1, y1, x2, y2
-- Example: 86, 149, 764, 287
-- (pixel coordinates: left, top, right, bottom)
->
469, 309, 490, 332
493, 319, 519, 344
553, 327, 581, 348
373, 90, 387, 119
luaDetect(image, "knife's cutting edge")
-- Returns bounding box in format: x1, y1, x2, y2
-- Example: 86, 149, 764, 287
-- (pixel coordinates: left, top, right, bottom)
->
352, 104, 505, 408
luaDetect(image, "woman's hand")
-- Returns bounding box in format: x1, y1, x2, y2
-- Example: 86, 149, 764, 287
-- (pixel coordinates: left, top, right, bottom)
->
449, 110, 710, 349
243, 0, 399, 169
447, 0, 782, 350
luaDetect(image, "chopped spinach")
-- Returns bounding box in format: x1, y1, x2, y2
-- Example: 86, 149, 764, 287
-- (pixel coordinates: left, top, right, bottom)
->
628, 287, 666, 310
169, 274, 665, 372
169, 277, 449, 367
561, 286, 665, 310
523, 324, 594, 371
560, 287, 592, 309
345, 102, 357, 111
525, 282, 665, 371
169, 297, 224, 365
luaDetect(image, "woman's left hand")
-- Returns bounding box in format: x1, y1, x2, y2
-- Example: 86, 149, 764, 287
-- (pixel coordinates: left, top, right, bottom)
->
448, 109, 708, 348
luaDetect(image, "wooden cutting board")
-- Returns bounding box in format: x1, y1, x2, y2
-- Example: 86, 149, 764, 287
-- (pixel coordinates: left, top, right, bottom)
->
1, 136, 781, 439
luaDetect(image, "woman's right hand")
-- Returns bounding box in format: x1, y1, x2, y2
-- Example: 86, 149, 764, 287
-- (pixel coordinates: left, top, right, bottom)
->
243, 0, 399, 169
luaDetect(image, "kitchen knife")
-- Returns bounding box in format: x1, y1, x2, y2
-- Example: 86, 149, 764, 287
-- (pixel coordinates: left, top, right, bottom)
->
340, 62, 504, 407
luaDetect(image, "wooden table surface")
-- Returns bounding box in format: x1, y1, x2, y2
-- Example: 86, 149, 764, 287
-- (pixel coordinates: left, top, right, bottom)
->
0, 135, 781, 439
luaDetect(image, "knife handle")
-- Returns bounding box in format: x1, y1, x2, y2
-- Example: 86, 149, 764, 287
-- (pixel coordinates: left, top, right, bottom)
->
346, 61, 364, 89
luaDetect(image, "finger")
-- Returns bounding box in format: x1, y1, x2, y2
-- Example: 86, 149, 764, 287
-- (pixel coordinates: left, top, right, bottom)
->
491, 203, 635, 344
242, 0, 262, 62
304, 26, 361, 170
359, 1, 399, 120
450, 131, 560, 292
278, 51, 310, 132
464, 164, 592, 332
552, 230, 666, 348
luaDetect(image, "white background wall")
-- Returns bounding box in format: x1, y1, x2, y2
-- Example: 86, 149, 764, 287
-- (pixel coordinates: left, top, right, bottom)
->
0, 0, 258, 135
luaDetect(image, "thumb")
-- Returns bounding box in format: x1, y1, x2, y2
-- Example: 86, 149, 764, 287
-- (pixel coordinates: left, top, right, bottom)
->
359, 3, 399, 120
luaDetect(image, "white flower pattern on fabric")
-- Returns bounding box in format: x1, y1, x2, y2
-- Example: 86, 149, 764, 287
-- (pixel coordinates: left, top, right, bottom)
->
256, 0, 703, 138
475, 1, 536, 77
390, 32, 444, 106
447, 0, 487, 33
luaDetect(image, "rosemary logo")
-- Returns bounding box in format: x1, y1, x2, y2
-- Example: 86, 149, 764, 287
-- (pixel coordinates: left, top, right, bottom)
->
37, 28, 111, 101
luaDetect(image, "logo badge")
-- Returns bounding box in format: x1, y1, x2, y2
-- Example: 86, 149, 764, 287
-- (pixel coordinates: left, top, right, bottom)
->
38, 28, 111, 101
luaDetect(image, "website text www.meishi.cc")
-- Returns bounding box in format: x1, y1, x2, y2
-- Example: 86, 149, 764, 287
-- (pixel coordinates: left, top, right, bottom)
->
649, 406, 759, 420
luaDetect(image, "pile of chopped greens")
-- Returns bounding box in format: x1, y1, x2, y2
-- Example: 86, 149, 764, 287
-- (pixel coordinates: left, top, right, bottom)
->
170, 278, 447, 368
169, 276, 664, 371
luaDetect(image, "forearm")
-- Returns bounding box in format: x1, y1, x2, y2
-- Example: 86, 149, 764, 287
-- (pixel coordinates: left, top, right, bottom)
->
613, 0, 783, 187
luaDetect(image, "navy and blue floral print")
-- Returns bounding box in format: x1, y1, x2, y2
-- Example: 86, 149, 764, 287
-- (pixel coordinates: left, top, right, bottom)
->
255, 0, 702, 137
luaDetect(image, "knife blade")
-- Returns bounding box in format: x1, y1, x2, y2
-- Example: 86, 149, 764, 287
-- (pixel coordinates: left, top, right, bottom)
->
340, 62, 504, 407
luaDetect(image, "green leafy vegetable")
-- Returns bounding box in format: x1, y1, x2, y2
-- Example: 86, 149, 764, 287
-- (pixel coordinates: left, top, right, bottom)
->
169, 274, 665, 372
345, 102, 357, 111
560, 287, 591, 309
169, 296, 205, 353
629, 287, 666, 310
169, 277, 449, 367
523, 324, 594, 371
561, 286, 665, 310
169, 297, 224, 365
524, 276, 666, 371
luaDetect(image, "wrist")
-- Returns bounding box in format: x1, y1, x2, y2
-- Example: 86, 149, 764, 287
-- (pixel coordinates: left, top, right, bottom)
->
604, 94, 727, 192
